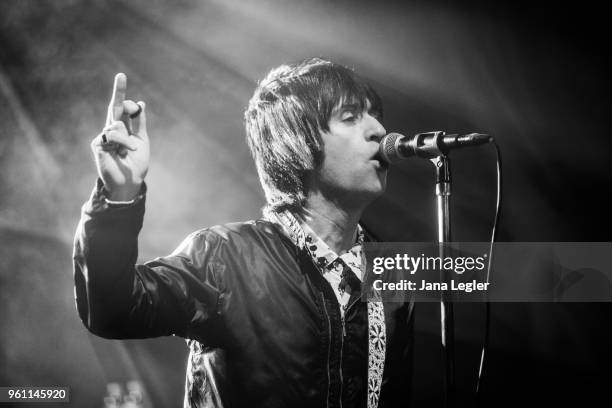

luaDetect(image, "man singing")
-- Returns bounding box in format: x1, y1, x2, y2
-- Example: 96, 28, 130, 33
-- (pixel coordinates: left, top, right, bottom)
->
74, 58, 414, 408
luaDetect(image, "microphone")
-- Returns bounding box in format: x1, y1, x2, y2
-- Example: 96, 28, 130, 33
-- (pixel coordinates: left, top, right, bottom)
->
378, 131, 493, 163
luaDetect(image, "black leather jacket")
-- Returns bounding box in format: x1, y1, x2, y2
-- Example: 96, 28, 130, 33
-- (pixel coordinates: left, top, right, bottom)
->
73, 183, 414, 408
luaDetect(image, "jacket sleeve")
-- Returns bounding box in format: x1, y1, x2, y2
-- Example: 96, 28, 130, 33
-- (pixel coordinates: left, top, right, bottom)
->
73, 180, 223, 342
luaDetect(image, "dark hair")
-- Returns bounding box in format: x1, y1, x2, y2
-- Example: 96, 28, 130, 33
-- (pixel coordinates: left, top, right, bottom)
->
244, 57, 382, 216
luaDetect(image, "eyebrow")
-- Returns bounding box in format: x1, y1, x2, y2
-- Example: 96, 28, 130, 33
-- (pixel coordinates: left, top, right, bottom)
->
336, 101, 380, 116
332, 103, 361, 116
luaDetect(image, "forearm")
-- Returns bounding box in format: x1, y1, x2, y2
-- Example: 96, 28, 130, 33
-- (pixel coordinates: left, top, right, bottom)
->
73, 179, 146, 336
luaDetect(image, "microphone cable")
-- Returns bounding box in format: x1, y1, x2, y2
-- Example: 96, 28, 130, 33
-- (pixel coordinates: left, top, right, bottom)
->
474, 139, 503, 405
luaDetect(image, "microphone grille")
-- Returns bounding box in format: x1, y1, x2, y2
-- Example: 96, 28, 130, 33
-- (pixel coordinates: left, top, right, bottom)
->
379, 132, 404, 164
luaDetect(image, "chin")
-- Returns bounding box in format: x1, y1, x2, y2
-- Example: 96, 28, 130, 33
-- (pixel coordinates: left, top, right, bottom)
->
373, 174, 388, 195
372, 185, 387, 198
360, 181, 387, 201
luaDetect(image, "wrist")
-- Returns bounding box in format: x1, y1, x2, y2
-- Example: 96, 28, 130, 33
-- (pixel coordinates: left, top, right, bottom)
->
107, 183, 143, 201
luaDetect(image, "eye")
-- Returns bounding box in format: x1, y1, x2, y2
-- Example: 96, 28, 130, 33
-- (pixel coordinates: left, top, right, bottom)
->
341, 110, 360, 123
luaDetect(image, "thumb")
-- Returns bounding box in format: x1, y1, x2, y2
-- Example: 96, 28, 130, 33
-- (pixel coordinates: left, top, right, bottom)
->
132, 101, 147, 137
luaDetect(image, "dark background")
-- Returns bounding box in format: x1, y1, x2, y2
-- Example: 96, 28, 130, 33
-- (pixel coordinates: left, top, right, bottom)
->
0, 0, 610, 406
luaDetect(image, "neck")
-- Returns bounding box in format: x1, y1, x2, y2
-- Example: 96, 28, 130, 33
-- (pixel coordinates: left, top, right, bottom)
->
301, 190, 365, 254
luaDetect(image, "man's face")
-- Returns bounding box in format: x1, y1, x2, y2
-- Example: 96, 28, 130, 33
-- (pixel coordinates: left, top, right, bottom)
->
314, 100, 388, 206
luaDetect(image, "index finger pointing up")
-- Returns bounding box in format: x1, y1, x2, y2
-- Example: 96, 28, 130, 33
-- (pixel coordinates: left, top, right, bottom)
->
107, 73, 127, 124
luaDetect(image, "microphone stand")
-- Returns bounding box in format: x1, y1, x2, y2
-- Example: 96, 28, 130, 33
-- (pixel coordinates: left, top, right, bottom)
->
431, 153, 456, 408
380, 129, 493, 407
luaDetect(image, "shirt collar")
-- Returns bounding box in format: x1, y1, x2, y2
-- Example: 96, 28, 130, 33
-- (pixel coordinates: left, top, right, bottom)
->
266, 210, 364, 270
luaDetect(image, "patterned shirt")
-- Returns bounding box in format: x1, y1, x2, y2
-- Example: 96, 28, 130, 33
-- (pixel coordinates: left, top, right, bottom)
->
269, 210, 364, 316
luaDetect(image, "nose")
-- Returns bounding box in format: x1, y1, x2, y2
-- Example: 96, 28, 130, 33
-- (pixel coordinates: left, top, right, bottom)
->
365, 113, 386, 142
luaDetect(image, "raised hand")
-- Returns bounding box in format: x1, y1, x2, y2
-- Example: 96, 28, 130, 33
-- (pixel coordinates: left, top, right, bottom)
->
91, 73, 150, 201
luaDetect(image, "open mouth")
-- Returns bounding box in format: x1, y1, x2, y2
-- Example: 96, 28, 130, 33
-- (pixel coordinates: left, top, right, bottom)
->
371, 152, 389, 170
